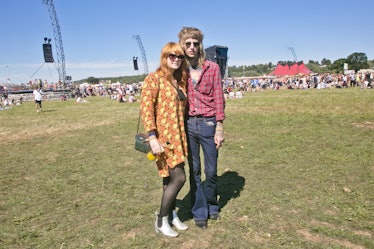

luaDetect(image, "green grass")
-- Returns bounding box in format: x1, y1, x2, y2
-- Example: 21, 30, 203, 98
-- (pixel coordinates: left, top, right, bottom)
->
1, 88, 373, 249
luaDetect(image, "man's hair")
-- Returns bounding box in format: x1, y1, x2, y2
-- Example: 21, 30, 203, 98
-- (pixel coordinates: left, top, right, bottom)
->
178, 27, 205, 67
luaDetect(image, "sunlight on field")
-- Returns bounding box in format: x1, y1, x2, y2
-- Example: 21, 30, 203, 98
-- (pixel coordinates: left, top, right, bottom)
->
0, 88, 373, 248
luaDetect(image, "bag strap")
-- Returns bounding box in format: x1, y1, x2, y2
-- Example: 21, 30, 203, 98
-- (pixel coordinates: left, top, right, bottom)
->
167, 80, 185, 102
136, 108, 141, 134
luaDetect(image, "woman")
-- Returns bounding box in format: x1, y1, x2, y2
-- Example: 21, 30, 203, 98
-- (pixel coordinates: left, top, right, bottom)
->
140, 42, 188, 237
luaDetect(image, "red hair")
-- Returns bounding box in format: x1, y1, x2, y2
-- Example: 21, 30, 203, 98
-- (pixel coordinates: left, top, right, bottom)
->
156, 42, 187, 88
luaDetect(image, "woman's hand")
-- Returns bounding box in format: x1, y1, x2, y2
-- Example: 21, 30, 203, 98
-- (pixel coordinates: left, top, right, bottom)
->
149, 136, 164, 154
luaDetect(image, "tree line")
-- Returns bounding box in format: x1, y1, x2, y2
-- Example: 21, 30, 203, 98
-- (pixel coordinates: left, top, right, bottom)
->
79, 52, 373, 84
229, 52, 374, 77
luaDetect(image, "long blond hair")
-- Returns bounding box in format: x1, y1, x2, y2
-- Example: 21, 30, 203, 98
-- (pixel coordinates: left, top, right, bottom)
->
156, 42, 187, 88
178, 27, 205, 68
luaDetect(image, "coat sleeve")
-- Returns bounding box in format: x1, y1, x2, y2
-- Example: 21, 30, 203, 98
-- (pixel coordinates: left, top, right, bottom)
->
140, 73, 159, 132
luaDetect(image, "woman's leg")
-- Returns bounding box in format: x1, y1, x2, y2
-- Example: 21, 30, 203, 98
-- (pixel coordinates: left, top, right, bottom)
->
158, 164, 186, 225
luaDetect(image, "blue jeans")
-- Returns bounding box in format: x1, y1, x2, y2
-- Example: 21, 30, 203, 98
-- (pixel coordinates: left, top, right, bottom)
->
187, 116, 219, 221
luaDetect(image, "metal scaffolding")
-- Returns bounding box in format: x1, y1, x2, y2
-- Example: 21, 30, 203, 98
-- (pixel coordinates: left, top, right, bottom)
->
133, 35, 148, 75
42, 0, 66, 84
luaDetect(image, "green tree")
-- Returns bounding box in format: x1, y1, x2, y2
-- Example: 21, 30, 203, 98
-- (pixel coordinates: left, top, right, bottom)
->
321, 58, 331, 65
346, 52, 369, 71
329, 58, 346, 73
87, 77, 100, 84
308, 60, 319, 64
367, 59, 374, 69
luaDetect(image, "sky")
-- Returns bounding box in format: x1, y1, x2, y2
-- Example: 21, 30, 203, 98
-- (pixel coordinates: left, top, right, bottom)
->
1, 0, 374, 84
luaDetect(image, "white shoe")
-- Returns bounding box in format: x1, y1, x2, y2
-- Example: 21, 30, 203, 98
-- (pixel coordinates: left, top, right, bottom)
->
155, 212, 178, 237
171, 210, 188, 231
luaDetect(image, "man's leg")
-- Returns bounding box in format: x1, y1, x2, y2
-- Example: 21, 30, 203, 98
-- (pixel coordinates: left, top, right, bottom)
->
187, 118, 208, 224
199, 117, 220, 218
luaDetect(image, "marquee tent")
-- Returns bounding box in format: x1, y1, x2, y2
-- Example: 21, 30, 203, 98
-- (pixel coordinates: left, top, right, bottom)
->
269, 64, 289, 76
269, 62, 312, 76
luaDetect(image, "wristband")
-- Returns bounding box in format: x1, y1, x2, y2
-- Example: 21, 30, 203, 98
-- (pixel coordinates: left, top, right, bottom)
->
148, 130, 156, 137
216, 128, 224, 131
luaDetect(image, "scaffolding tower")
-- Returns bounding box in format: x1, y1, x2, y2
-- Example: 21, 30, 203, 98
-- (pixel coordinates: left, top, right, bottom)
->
133, 35, 148, 75
42, 0, 66, 84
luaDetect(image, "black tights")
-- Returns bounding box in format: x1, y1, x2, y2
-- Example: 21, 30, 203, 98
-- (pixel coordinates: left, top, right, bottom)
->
158, 164, 186, 222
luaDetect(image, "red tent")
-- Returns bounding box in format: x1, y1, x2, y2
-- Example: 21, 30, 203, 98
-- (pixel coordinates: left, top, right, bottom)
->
269, 62, 312, 76
269, 64, 290, 76
289, 63, 299, 75
297, 63, 312, 75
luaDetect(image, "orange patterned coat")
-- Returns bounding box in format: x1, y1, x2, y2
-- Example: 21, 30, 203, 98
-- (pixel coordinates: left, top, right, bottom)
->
140, 72, 188, 177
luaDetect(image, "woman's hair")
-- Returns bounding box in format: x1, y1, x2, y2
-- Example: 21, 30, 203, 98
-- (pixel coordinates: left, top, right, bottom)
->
178, 27, 205, 68
156, 42, 187, 87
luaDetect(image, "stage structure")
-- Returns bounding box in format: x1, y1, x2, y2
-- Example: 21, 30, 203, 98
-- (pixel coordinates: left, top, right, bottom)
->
205, 45, 228, 79
42, 0, 67, 84
133, 35, 148, 75
288, 47, 298, 62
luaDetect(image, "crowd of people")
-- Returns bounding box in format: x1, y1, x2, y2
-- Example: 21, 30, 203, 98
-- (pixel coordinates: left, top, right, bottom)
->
3, 68, 372, 108
71, 82, 139, 103
219, 70, 373, 99
0, 86, 23, 110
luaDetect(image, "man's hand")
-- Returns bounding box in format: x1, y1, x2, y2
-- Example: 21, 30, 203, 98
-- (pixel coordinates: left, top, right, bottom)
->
214, 122, 224, 149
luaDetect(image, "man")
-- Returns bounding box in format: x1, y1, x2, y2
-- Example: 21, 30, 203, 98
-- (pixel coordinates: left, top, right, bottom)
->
178, 27, 225, 229
33, 87, 43, 112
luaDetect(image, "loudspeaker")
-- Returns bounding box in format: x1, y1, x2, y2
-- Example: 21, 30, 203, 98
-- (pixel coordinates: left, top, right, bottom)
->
205, 46, 228, 79
43, 44, 54, 63
133, 57, 138, 70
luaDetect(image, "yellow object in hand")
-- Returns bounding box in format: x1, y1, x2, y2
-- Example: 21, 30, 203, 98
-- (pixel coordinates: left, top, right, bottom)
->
146, 151, 156, 161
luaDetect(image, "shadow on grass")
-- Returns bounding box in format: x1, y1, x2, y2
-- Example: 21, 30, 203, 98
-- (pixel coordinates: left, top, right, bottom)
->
217, 171, 245, 208
176, 171, 245, 221
37, 109, 57, 112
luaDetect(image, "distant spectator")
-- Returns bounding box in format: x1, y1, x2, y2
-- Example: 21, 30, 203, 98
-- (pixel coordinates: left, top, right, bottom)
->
33, 87, 44, 112
235, 90, 243, 99
128, 92, 136, 102
223, 88, 229, 100
60, 94, 67, 101
76, 96, 89, 103
365, 72, 372, 88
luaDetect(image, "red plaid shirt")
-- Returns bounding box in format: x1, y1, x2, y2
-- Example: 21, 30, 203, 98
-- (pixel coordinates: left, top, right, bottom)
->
187, 60, 226, 122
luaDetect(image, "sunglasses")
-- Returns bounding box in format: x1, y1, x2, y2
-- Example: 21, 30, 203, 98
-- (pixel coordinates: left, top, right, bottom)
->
168, 54, 184, 61
185, 42, 200, 48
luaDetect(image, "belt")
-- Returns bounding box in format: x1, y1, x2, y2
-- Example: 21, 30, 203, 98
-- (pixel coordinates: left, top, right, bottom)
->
189, 115, 215, 118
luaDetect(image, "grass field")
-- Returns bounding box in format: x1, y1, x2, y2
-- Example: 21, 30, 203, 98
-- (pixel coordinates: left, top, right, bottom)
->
0, 88, 373, 249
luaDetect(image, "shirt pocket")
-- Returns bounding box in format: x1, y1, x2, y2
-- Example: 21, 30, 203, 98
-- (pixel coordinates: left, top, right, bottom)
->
196, 82, 213, 95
